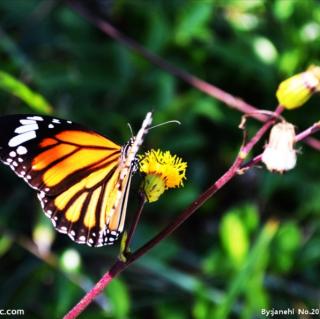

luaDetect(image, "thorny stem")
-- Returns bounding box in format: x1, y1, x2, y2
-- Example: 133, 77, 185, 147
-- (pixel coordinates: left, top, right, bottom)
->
63, 106, 283, 319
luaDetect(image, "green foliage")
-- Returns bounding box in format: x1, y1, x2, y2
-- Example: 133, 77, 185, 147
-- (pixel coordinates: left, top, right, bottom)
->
271, 222, 301, 273
106, 278, 130, 319
220, 208, 249, 267
213, 221, 278, 319
0, 0, 320, 318
175, 1, 214, 46
0, 71, 52, 114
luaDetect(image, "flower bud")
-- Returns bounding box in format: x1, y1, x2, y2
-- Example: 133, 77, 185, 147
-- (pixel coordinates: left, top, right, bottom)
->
276, 65, 320, 109
261, 122, 296, 173
141, 174, 166, 203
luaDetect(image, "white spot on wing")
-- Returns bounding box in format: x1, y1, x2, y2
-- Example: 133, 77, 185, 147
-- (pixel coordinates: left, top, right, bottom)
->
17, 146, 27, 155
14, 123, 39, 134
9, 151, 16, 157
9, 131, 36, 147
52, 119, 60, 124
20, 119, 36, 125
48, 124, 54, 129
78, 236, 86, 242
27, 116, 43, 121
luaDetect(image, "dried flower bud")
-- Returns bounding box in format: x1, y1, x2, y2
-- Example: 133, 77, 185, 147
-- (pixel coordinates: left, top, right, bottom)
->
276, 65, 320, 109
261, 122, 296, 173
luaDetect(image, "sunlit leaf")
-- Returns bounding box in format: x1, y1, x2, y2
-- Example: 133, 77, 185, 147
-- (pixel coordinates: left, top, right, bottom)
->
220, 209, 249, 267
0, 71, 52, 113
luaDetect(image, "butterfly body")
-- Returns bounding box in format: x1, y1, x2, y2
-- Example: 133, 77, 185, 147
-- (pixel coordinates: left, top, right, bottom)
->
0, 113, 152, 247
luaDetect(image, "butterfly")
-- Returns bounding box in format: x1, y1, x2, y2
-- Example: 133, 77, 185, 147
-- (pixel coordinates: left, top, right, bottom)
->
0, 113, 152, 247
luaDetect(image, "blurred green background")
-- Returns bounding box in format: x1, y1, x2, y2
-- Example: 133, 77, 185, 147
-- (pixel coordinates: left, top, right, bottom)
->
1, 0, 320, 318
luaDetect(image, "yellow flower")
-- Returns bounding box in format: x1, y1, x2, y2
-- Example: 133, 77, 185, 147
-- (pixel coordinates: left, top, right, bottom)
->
276, 65, 320, 109
139, 149, 187, 202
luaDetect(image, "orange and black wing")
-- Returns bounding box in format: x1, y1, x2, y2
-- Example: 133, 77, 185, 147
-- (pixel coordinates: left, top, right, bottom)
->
0, 114, 126, 246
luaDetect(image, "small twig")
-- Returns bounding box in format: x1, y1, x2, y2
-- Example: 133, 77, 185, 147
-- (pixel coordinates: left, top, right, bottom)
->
239, 110, 285, 130
123, 192, 146, 254
239, 120, 320, 171
304, 136, 320, 150
295, 121, 320, 143
239, 154, 262, 172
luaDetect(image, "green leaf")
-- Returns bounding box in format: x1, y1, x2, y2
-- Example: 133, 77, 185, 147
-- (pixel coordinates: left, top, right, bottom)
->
175, 2, 213, 46
220, 209, 249, 267
271, 222, 301, 273
0, 71, 52, 113
0, 235, 12, 257
238, 203, 260, 235
276, 222, 301, 252
105, 278, 130, 319
214, 220, 279, 319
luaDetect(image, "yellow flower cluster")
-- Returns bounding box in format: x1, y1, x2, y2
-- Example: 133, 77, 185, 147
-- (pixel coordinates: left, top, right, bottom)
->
276, 65, 320, 109
139, 149, 187, 202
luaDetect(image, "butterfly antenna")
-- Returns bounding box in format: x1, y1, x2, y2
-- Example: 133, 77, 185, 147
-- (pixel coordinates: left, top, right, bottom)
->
127, 123, 134, 138
149, 120, 181, 130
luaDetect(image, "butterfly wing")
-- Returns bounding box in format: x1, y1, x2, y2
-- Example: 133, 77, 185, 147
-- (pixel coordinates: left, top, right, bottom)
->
39, 164, 126, 246
0, 113, 153, 247
0, 114, 126, 246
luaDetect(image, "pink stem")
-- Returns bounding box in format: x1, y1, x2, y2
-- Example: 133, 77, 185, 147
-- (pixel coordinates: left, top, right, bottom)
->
63, 263, 125, 319
66, 0, 320, 150
63, 106, 283, 319
66, 0, 267, 122
123, 193, 146, 253
240, 120, 320, 170
295, 122, 320, 142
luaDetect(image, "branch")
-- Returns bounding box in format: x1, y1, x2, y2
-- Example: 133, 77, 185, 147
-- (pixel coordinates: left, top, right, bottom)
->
66, 0, 320, 150
66, 0, 267, 122
63, 106, 283, 319
240, 120, 320, 171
